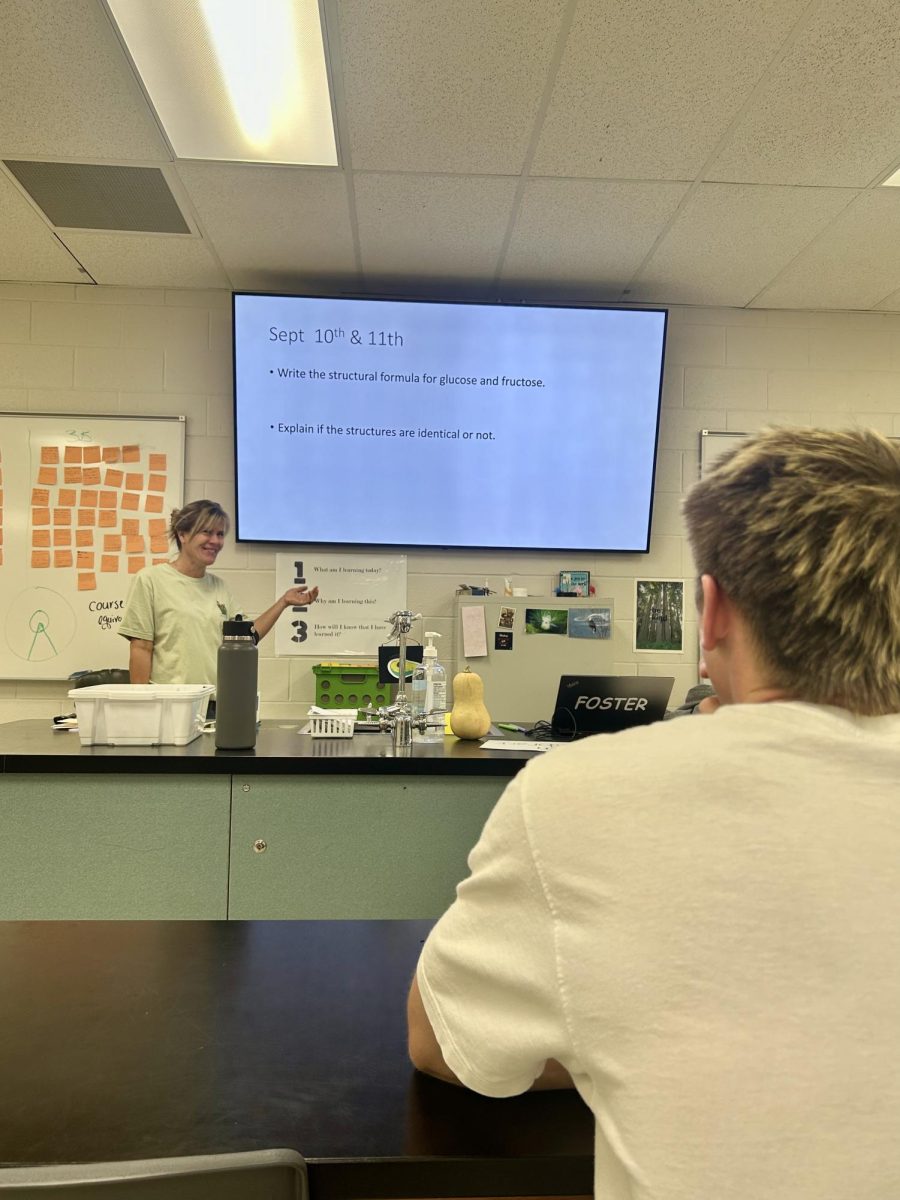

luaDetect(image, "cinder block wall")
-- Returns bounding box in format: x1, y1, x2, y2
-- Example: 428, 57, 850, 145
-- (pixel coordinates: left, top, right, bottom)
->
1, 283, 899, 722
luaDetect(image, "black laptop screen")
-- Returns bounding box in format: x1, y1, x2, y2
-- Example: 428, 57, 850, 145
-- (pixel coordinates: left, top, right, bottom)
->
551, 675, 674, 737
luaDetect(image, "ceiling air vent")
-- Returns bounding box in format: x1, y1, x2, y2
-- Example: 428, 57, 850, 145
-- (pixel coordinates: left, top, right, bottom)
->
3, 161, 190, 234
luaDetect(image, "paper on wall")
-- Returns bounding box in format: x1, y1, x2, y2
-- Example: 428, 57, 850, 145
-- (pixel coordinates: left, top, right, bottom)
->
460, 604, 488, 658
274, 551, 406, 657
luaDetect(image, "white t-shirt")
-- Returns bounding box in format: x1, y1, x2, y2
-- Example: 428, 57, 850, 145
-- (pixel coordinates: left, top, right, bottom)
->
119, 563, 240, 686
417, 702, 900, 1200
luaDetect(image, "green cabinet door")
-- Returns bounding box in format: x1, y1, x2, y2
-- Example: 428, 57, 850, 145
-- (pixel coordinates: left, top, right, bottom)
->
228, 774, 505, 919
0, 773, 231, 919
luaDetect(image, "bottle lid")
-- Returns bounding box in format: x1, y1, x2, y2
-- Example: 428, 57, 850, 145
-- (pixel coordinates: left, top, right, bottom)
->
423, 630, 441, 658
223, 614, 255, 637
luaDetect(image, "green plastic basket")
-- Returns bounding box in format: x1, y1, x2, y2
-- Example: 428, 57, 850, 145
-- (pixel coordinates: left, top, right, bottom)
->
312, 662, 391, 711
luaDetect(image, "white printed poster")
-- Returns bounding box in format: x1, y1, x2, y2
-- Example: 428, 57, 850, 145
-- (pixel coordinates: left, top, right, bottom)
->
274, 551, 406, 657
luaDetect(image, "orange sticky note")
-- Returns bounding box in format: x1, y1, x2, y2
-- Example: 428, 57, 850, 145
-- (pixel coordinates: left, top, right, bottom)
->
52, 508, 71, 526
144, 494, 164, 513
63, 467, 83, 484
31, 488, 50, 506
78, 509, 97, 527
104, 469, 123, 488
75, 529, 94, 547
148, 453, 167, 471
64, 446, 83, 463
82, 467, 101, 485
103, 534, 123, 552
127, 556, 146, 574
150, 536, 169, 554
83, 445, 101, 464
54, 549, 73, 569
40, 446, 60, 464
102, 446, 121, 462
101, 555, 118, 573
126, 535, 145, 554
32, 507, 50, 526
98, 490, 117, 509
57, 488, 76, 507
37, 467, 57, 486
152, 557, 168, 566
53, 529, 72, 546
147, 473, 166, 493
80, 489, 98, 507
122, 445, 140, 463
77, 572, 97, 591
98, 510, 117, 528
121, 518, 140, 536
31, 550, 51, 568
76, 551, 95, 570
125, 473, 144, 491
148, 518, 167, 536
121, 492, 140, 511
32, 530, 51, 548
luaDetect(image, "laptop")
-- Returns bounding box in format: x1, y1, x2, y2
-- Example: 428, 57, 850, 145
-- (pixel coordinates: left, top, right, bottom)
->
551, 675, 674, 738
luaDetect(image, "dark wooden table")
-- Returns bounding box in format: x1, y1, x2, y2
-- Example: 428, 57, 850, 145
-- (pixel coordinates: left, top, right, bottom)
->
0, 921, 593, 1198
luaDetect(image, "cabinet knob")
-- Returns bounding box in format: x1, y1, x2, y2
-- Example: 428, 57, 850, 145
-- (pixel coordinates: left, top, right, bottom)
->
253, 839, 267, 853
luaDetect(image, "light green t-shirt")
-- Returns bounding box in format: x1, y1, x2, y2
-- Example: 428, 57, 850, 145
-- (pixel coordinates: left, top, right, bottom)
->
119, 563, 240, 687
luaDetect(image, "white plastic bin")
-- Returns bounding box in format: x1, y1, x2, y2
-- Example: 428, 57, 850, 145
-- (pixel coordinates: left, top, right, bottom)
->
68, 683, 214, 746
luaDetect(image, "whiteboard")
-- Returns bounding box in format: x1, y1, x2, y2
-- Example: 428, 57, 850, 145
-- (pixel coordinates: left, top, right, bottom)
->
454, 595, 616, 724
0, 413, 185, 679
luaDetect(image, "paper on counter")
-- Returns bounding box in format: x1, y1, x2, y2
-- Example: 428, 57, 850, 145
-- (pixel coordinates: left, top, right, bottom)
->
460, 605, 488, 657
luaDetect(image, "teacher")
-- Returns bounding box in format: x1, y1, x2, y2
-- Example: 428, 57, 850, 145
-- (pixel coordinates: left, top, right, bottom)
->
119, 499, 318, 686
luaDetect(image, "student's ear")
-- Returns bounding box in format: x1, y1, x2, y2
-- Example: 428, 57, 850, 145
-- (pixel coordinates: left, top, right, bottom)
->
699, 574, 730, 653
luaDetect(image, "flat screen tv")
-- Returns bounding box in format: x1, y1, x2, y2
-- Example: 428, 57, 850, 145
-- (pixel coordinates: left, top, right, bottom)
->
232, 294, 668, 552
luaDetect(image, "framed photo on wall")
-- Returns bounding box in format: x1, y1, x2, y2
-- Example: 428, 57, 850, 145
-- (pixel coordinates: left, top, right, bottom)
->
634, 579, 684, 653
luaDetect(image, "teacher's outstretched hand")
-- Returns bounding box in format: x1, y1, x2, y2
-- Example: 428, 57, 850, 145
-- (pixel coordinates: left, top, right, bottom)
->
281, 585, 320, 609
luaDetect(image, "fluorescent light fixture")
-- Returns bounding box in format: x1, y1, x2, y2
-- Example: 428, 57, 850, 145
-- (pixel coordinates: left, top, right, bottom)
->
882, 166, 900, 186
105, 0, 337, 166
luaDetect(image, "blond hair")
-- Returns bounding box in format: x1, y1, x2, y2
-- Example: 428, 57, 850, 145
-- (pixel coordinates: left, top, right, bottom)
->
682, 427, 900, 715
168, 500, 230, 550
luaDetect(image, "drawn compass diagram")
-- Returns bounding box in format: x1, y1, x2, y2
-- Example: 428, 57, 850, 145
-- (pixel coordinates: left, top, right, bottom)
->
5, 587, 77, 662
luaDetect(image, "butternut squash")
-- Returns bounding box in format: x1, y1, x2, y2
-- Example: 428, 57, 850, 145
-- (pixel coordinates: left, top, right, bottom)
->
450, 667, 491, 739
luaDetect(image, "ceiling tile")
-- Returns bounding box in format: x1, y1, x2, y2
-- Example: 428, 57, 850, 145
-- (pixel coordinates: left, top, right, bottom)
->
709, 0, 900, 186
355, 173, 518, 282
751, 191, 900, 309
176, 162, 357, 288
531, 0, 809, 180
627, 183, 856, 306
58, 232, 229, 289
501, 179, 688, 295
0, 0, 168, 162
0, 171, 84, 283
338, 0, 567, 173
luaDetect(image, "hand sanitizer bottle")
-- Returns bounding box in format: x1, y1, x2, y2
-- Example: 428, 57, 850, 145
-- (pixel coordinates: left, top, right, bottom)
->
411, 631, 446, 743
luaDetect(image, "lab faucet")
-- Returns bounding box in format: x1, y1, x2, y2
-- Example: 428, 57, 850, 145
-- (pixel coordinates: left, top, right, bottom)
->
364, 610, 443, 750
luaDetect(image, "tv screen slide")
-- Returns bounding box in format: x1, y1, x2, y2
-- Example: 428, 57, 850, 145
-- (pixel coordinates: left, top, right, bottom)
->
232, 294, 667, 552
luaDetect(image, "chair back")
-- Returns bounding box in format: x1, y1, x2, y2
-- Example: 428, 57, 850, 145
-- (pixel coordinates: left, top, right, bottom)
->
0, 1149, 307, 1199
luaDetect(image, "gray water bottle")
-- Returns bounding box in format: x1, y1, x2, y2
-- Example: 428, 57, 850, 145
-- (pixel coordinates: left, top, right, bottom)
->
215, 615, 258, 749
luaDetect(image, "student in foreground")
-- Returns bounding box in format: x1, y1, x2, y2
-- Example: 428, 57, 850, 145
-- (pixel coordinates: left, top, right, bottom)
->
408, 427, 900, 1200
